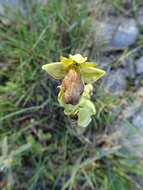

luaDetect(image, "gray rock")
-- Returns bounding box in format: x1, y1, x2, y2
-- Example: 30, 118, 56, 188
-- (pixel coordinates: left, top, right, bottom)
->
110, 107, 123, 120
0, 0, 23, 12
0, 0, 19, 6
0, 3, 4, 14
0, 1, 24, 24
96, 17, 139, 50
132, 109, 143, 129
119, 56, 136, 79
123, 102, 142, 119
98, 61, 111, 71
95, 19, 117, 48
112, 19, 139, 48
114, 119, 143, 157
0, 0, 45, 6
109, 85, 143, 158
0, 0, 46, 12
125, 57, 136, 79
118, 68, 129, 78
136, 7, 143, 27
113, 100, 143, 157
136, 87, 143, 98
135, 56, 143, 75
97, 57, 112, 71
103, 69, 127, 94
0, 0, 46, 24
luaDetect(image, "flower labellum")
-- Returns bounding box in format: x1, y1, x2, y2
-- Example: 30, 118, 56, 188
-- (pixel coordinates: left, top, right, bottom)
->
61, 69, 84, 105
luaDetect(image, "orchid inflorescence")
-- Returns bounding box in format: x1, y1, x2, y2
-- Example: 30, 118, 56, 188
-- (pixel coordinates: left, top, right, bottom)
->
42, 54, 105, 133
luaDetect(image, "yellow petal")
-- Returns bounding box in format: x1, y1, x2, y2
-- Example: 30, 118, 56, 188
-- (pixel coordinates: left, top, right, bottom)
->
42, 62, 67, 79
80, 66, 105, 83
60, 56, 73, 66
60, 56, 67, 62
69, 54, 87, 63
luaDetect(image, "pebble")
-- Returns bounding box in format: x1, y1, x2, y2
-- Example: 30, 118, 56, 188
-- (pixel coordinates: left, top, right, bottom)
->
136, 87, 143, 98
0, 0, 19, 6
112, 19, 139, 48
0, 0, 45, 6
96, 17, 139, 50
125, 57, 136, 79
135, 56, 143, 75
0, 0, 46, 24
132, 109, 143, 129
123, 102, 142, 119
97, 58, 112, 71
103, 69, 127, 94
114, 100, 143, 157
136, 6, 143, 27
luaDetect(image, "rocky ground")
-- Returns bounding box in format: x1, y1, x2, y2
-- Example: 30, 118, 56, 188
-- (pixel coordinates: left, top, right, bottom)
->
95, 7, 143, 157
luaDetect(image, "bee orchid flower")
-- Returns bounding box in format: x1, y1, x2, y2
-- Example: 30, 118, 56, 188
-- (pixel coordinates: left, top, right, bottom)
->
42, 54, 105, 83
42, 54, 105, 131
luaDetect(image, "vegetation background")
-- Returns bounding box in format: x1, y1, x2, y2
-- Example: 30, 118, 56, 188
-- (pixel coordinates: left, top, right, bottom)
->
0, 0, 143, 189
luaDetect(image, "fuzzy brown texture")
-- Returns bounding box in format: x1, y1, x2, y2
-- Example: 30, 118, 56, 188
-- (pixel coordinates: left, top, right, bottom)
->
61, 69, 84, 105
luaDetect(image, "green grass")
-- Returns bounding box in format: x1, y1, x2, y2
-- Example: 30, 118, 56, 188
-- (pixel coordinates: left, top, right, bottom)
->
0, 0, 143, 190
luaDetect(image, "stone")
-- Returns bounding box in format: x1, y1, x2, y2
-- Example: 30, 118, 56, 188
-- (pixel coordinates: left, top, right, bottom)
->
136, 87, 143, 98
0, 0, 46, 6
0, 0, 19, 6
136, 6, 143, 27
135, 56, 143, 75
112, 19, 139, 48
103, 69, 127, 94
132, 109, 143, 129
94, 18, 117, 48
96, 17, 139, 50
123, 57, 136, 79
114, 54, 135, 79
0, 1, 23, 24
97, 57, 112, 71
113, 100, 143, 157
110, 107, 123, 120
98, 61, 111, 71
0, 3, 12, 24
118, 68, 129, 78
114, 119, 143, 157
123, 102, 142, 119
0, 0, 46, 24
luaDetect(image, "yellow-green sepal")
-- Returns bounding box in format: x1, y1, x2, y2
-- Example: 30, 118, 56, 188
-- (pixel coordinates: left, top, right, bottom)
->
42, 62, 67, 79
80, 66, 105, 83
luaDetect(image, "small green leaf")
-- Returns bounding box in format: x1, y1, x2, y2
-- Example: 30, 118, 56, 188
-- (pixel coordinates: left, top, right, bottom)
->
78, 99, 96, 127
78, 108, 92, 127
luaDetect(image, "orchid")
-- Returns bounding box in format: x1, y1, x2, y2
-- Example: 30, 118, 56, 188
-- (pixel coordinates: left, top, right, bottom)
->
42, 54, 105, 132
42, 54, 105, 83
